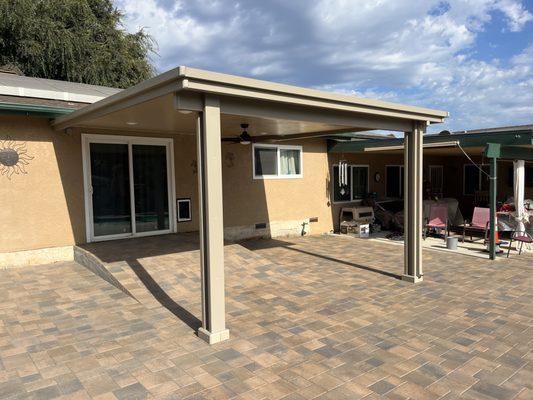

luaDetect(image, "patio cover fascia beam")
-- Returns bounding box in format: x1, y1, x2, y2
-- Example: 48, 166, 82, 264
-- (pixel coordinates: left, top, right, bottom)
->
179, 67, 447, 123
53, 66, 448, 132
52, 69, 180, 131
175, 92, 414, 132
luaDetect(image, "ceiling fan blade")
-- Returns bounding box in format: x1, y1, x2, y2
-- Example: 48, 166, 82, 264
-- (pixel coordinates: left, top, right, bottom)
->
221, 137, 240, 142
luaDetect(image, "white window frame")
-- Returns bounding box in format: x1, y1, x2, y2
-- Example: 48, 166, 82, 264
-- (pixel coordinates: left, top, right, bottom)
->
331, 164, 369, 204
252, 143, 303, 179
428, 165, 444, 194
386, 165, 404, 198
463, 163, 489, 196
82, 134, 177, 243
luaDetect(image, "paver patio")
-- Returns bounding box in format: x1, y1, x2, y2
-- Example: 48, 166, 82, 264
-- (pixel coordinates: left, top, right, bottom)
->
0, 234, 531, 399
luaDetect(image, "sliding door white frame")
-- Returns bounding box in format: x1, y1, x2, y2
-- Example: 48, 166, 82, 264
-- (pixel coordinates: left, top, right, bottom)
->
82, 134, 176, 243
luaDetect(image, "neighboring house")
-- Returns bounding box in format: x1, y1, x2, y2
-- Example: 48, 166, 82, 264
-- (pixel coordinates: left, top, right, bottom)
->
328, 126, 533, 229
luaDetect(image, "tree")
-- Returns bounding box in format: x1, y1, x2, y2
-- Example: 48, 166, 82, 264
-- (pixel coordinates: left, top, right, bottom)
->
0, 0, 155, 88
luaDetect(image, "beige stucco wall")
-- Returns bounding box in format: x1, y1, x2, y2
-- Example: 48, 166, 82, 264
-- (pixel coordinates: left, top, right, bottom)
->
0, 115, 334, 255
0, 116, 85, 253
221, 138, 333, 238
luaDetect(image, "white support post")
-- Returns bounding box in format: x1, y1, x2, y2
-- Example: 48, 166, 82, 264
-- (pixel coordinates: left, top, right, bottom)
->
402, 122, 424, 283
196, 95, 229, 344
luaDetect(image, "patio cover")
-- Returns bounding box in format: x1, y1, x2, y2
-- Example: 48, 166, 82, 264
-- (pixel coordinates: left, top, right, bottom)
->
53, 66, 448, 343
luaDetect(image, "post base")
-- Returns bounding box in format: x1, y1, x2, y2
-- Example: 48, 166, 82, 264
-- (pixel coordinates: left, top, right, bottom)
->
197, 327, 230, 344
402, 274, 423, 283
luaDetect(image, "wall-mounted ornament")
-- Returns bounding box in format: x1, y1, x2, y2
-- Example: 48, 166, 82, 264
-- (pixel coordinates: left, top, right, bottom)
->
190, 159, 198, 175
0, 137, 34, 179
225, 152, 235, 168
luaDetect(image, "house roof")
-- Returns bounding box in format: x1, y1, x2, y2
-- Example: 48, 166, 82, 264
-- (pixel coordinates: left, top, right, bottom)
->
328, 125, 533, 153
0, 72, 120, 104
451, 124, 533, 135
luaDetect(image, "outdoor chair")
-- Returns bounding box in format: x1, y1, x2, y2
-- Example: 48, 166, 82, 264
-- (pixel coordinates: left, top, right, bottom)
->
424, 205, 449, 241
462, 207, 490, 243
506, 230, 533, 258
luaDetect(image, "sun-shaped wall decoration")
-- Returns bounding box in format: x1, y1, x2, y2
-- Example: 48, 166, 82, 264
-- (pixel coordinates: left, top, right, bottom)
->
0, 137, 34, 179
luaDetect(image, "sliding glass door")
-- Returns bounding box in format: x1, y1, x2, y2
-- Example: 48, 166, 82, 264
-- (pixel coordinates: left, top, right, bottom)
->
83, 135, 175, 242
132, 144, 170, 233
90, 143, 132, 237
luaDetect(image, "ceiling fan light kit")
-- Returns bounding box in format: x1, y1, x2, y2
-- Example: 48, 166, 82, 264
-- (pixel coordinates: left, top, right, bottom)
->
239, 123, 251, 145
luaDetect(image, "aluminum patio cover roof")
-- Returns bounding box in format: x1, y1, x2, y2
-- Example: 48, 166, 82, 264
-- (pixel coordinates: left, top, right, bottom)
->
53, 66, 449, 136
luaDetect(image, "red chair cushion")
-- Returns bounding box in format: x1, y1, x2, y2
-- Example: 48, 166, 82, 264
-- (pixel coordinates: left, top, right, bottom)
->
514, 235, 533, 243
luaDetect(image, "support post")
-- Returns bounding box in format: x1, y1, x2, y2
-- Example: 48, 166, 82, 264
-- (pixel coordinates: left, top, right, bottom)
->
196, 95, 229, 344
489, 156, 497, 260
402, 122, 424, 283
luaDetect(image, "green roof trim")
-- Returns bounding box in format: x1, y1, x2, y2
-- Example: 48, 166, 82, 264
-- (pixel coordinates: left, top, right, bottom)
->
0, 102, 76, 118
328, 129, 533, 153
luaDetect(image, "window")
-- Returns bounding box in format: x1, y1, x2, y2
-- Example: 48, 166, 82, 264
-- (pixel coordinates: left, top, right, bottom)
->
464, 164, 490, 195
428, 165, 444, 195
386, 165, 404, 198
352, 166, 369, 200
254, 146, 277, 176
177, 198, 191, 222
253, 144, 302, 178
332, 165, 369, 202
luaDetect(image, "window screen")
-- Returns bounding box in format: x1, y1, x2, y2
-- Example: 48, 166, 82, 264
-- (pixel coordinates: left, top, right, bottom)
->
254, 147, 277, 176
386, 166, 402, 198
279, 149, 301, 175
527, 166, 533, 187
480, 165, 490, 191
464, 165, 479, 195
429, 166, 443, 193
351, 166, 368, 200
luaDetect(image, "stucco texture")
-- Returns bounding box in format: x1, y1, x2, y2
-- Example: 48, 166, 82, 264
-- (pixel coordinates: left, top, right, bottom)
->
0, 115, 334, 253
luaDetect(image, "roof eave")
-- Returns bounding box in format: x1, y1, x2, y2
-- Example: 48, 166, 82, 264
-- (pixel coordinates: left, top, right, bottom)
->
0, 102, 75, 118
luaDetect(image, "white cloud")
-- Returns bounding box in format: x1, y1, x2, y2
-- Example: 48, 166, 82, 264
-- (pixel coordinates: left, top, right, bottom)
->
114, 0, 532, 131
495, 0, 533, 31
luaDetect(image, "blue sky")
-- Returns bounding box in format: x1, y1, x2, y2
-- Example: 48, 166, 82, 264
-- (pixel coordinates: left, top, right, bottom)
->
115, 0, 532, 133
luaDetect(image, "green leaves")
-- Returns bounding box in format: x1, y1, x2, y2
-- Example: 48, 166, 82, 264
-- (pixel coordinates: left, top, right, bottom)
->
0, 0, 155, 88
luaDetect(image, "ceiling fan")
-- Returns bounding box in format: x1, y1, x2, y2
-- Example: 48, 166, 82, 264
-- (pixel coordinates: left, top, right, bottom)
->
222, 123, 254, 145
